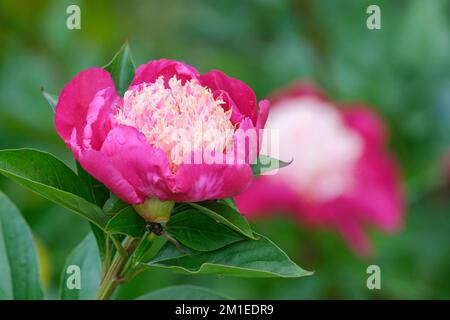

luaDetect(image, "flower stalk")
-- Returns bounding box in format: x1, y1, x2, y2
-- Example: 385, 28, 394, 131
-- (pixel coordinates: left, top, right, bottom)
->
96, 237, 140, 300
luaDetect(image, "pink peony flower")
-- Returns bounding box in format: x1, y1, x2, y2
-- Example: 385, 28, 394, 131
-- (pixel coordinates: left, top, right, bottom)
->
55, 59, 269, 205
235, 82, 404, 255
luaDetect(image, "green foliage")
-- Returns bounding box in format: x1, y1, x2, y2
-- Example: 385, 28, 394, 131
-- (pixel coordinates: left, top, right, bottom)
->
145, 233, 312, 278
102, 194, 129, 215
106, 206, 146, 238
251, 155, 292, 176
137, 285, 232, 300
59, 234, 101, 300
189, 202, 256, 239
103, 42, 136, 96
75, 163, 111, 259
166, 209, 244, 251
0, 191, 43, 300
0, 149, 108, 228
132, 232, 167, 264
76, 162, 110, 207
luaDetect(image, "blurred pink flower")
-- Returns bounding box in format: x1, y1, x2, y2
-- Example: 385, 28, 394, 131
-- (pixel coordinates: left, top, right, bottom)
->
235, 82, 404, 256
55, 59, 269, 204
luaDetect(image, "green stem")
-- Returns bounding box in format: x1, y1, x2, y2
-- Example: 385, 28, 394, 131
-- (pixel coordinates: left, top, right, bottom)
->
101, 236, 111, 277
95, 237, 137, 300
111, 234, 127, 257
121, 232, 156, 280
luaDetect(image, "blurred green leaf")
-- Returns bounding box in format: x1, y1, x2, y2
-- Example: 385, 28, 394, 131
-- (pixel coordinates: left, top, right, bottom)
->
137, 285, 232, 300
0, 149, 108, 228
106, 206, 146, 238
0, 191, 43, 300
189, 201, 255, 239
166, 209, 244, 251
59, 233, 101, 300
103, 42, 136, 96
145, 233, 312, 278
251, 155, 292, 176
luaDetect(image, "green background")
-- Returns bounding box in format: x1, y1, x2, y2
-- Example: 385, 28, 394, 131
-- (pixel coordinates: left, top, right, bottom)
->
0, 0, 449, 299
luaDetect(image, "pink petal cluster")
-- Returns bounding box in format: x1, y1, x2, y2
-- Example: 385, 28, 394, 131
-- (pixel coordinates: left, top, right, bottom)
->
55, 59, 269, 204
234, 82, 404, 255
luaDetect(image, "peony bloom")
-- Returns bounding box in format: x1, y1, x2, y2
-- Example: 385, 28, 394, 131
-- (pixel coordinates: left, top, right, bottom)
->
235, 82, 403, 255
55, 59, 269, 205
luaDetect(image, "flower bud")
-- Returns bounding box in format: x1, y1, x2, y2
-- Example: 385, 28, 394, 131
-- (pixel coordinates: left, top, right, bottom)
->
133, 197, 175, 223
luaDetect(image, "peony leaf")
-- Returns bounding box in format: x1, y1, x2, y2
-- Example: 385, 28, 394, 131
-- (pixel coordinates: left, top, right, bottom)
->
145, 233, 312, 278
0, 149, 109, 229
76, 162, 110, 207
166, 209, 244, 251
189, 201, 256, 239
102, 193, 129, 215
59, 234, 101, 300
132, 232, 167, 264
251, 155, 292, 176
75, 162, 111, 260
89, 223, 108, 262
106, 206, 146, 238
40, 88, 57, 112
0, 191, 43, 300
103, 42, 136, 96
219, 197, 238, 210
137, 285, 232, 300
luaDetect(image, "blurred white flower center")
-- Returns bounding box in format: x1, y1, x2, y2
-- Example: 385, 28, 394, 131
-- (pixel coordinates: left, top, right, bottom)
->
263, 96, 363, 201
115, 75, 235, 166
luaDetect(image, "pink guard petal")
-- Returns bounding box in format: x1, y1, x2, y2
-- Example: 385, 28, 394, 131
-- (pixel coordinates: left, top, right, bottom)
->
78, 125, 174, 204
200, 70, 258, 125
55, 67, 119, 151
131, 59, 200, 87
174, 151, 253, 202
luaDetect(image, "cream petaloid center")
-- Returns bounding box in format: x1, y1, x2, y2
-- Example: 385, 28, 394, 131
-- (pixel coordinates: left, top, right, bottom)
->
115, 76, 235, 165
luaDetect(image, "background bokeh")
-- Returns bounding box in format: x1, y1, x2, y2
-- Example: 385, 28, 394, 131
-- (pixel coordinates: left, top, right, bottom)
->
1, 0, 449, 299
